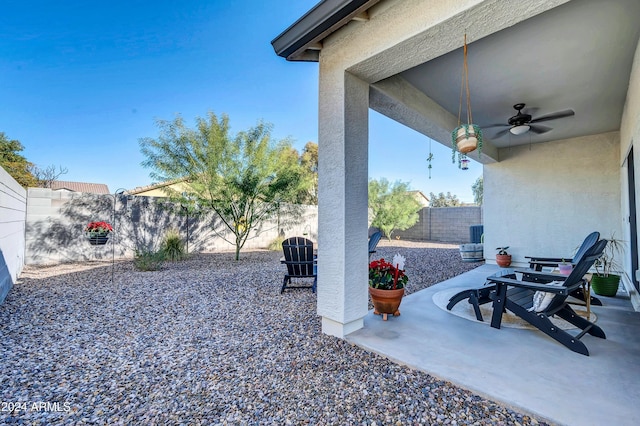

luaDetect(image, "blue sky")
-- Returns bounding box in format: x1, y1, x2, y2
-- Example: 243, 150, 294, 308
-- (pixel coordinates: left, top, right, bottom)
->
1, 0, 480, 202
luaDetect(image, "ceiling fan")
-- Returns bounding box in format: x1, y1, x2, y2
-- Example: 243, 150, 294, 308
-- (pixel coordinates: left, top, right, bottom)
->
485, 103, 575, 137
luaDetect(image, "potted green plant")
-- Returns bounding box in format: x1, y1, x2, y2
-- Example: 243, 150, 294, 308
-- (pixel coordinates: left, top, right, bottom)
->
496, 246, 512, 267
592, 236, 625, 297
84, 221, 113, 245
369, 254, 408, 321
451, 35, 483, 169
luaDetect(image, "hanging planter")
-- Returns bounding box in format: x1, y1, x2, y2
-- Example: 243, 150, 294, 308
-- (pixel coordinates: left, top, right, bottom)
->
87, 234, 110, 246
84, 221, 113, 246
453, 124, 483, 154
452, 34, 483, 169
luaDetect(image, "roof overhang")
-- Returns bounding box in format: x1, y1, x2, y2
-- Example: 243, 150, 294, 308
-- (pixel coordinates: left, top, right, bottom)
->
271, 0, 380, 62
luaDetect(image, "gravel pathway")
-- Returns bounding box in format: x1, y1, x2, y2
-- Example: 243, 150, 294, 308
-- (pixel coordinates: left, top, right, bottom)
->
0, 243, 549, 425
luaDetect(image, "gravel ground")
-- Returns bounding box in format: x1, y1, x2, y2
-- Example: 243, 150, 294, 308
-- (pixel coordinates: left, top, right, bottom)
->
0, 242, 550, 425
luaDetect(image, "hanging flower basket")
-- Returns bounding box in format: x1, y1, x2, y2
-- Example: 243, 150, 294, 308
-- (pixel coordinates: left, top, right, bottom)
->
84, 221, 113, 246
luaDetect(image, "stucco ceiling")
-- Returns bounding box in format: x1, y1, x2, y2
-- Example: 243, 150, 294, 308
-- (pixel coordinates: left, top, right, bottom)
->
400, 0, 640, 148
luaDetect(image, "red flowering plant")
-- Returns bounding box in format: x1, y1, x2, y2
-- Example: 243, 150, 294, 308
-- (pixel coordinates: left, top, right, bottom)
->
368, 254, 408, 290
84, 221, 113, 236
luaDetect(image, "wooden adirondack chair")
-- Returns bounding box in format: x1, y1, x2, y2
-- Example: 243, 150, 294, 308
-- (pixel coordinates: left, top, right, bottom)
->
525, 231, 602, 305
368, 231, 382, 259
281, 237, 317, 294
525, 231, 600, 271
447, 232, 603, 319
486, 239, 607, 356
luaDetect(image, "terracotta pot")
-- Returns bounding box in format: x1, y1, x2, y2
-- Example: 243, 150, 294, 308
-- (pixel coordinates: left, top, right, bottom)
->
369, 287, 404, 321
496, 254, 512, 267
454, 126, 479, 154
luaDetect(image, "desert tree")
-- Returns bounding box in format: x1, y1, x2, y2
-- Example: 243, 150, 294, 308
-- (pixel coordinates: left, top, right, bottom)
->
368, 178, 421, 240
0, 132, 37, 187
139, 112, 306, 260
428, 191, 462, 207
471, 176, 483, 206
30, 164, 69, 188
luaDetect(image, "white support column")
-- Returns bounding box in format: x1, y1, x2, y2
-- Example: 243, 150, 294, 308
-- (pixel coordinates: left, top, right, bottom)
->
317, 70, 370, 338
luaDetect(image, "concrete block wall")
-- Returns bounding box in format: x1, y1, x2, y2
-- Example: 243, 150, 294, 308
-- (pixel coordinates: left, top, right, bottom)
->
0, 166, 27, 303
25, 189, 319, 265
392, 206, 482, 243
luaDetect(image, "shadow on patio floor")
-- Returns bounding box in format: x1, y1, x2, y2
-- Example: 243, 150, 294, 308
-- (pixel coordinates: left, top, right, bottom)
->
348, 264, 640, 426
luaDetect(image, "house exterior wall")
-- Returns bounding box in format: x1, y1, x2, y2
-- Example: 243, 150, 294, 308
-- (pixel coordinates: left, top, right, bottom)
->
483, 132, 621, 266
620, 36, 640, 308
129, 181, 192, 197
0, 166, 27, 303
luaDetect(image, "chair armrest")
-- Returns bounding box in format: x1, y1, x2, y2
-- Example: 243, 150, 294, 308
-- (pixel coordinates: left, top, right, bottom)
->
525, 256, 564, 262
513, 268, 568, 282
487, 276, 582, 295
528, 260, 569, 268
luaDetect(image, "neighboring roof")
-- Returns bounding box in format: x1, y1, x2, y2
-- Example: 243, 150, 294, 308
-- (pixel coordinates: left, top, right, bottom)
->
408, 190, 430, 207
271, 0, 380, 61
51, 181, 110, 194
408, 190, 429, 202
126, 178, 188, 196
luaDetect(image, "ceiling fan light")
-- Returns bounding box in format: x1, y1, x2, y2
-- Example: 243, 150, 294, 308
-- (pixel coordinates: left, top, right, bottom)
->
510, 124, 530, 135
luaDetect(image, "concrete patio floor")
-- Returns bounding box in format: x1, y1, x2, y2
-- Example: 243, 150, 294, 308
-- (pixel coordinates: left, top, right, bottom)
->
348, 264, 640, 426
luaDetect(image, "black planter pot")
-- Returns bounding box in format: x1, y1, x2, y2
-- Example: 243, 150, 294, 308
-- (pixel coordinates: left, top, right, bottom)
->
87, 234, 110, 246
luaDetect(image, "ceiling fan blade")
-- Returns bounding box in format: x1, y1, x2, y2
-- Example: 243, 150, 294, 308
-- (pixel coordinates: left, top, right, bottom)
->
492, 128, 511, 138
529, 124, 552, 134
530, 109, 575, 123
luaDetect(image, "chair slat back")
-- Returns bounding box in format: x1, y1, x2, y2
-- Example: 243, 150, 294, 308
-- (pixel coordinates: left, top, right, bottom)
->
571, 231, 600, 264
544, 239, 607, 313
282, 237, 315, 277
564, 239, 607, 286
368, 231, 382, 257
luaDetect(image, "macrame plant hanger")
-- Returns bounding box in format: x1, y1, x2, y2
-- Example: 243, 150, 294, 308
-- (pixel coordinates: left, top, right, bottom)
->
452, 33, 482, 169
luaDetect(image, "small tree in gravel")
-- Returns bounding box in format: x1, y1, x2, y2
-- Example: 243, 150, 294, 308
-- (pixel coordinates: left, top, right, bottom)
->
139, 112, 306, 260
368, 178, 421, 241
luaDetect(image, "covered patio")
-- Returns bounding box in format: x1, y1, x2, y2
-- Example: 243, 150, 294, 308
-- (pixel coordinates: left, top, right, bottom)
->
349, 264, 640, 425
272, 0, 640, 366
271, 0, 640, 418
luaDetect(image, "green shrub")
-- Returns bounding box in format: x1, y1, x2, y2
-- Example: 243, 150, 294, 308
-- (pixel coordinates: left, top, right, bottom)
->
134, 250, 164, 271
161, 229, 186, 261
268, 236, 285, 251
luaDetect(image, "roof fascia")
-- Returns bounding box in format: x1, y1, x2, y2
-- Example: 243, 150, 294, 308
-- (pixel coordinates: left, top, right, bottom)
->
271, 0, 378, 62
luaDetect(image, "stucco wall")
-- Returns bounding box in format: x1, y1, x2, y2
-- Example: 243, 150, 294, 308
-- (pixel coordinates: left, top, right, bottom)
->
314, 0, 572, 336
0, 166, 27, 303
483, 132, 621, 266
25, 189, 318, 265
620, 35, 640, 304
